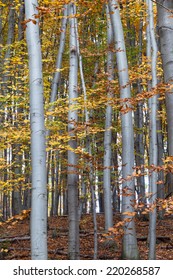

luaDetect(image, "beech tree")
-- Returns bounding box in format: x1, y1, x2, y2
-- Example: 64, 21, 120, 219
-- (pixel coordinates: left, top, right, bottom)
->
67, 2, 79, 260
103, 4, 114, 231
25, 0, 47, 260
157, 0, 173, 196
147, 0, 158, 260
50, 4, 68, 103
108, 0, 139, 259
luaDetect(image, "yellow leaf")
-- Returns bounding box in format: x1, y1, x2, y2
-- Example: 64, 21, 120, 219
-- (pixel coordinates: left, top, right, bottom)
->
122, 212, 136, 217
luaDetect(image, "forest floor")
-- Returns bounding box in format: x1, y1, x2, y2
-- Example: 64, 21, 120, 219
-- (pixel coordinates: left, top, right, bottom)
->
0, 212, 173, 260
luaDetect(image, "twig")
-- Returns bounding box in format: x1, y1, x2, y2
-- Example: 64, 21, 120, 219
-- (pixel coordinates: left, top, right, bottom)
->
151, 0, 173, 14
8, 247, 30, 251
137, 236, 171, 243
0, 236, 30, 242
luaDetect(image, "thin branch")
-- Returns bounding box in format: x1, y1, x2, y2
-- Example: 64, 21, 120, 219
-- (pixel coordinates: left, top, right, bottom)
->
0, 236, 30, 242
151, 0, 173, 14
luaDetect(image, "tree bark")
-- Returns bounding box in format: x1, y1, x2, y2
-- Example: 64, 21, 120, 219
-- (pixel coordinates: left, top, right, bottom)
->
103, 5, 114, 231
67, 2, 79, 260
25, 0, 47, 260
147, 0, 158, 260
108, 0, 139, 259
50, 4, 68, 103
157, 0, 173, 195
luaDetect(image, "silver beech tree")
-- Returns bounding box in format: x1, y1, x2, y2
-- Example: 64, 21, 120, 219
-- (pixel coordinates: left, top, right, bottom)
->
25, 0, 47, 260
67, 2, 79, 260
147, 0, 158, 260
103, 4, 114, 232
157, 0, 173, 196
108, 0, 139, 260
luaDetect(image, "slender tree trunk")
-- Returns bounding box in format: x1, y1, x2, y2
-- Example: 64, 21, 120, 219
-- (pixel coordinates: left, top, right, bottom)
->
74, 8, 88, 219
50, 152, 55, 217
157, 101, 165, 219
146, 0, 152, 198
157, 0, 173, 196
103, 5, 114, 231
12, 148, 22, 216
108, 0, 139, 260
52, 151, 60, 216
90, 173, 98, 260
67, 2, 79, 260
50, 4, 68, 103
25, 0, 47, 260
147, 0, 158, 260
3, 150, 9, 220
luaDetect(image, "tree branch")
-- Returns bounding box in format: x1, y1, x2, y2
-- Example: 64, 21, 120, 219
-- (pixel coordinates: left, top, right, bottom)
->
151, 0, 173, 14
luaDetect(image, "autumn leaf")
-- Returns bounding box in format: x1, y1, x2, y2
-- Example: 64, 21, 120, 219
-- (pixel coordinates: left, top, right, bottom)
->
122, 212, 136, 217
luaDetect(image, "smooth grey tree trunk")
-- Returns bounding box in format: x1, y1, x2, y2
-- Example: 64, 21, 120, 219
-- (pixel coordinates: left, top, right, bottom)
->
50, 4, 68, 103
103, 5, 114, 231
12, 148, 22, 216
50, 151, 59, 216
146, 0, 152, 197
25, 0, 47, 260
157, 0, 173, 196
147, 0, 158, 260
108, 0, 139, 259
23, 150, 31, 210
90, 169, 98, 260
67, 2, 79, 260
